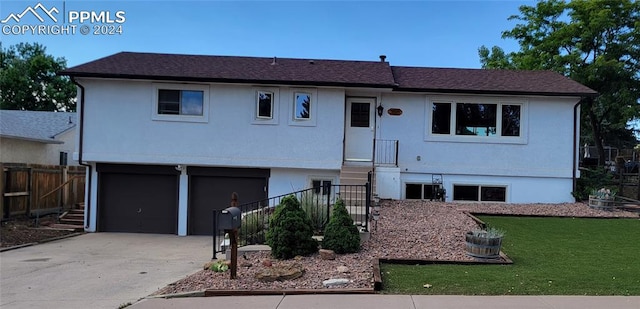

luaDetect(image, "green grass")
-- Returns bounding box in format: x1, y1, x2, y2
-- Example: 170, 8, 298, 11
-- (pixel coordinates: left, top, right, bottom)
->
381, 216, 640, 295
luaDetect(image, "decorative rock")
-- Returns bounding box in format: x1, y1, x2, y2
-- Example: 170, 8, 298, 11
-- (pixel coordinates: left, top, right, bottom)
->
262, 259, 272, 267
319, 249, 336, 260
322, 278, 350, 287
240, 262, 253, 268
255, 264, 305, 282
337, 266, 349, 273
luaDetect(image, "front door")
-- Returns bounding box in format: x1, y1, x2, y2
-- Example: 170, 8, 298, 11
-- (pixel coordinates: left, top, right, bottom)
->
344, 98, 375, 162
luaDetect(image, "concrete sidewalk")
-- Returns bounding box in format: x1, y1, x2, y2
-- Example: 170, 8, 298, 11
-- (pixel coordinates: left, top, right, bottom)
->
130, 295, 640, 309
0, 233, 211, 309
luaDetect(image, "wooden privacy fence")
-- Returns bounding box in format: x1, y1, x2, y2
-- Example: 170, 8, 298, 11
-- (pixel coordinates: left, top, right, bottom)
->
1, 163, 86, 219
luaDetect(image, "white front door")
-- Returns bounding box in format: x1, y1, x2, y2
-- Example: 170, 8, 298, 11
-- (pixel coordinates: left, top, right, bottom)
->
344, 98, 375, 162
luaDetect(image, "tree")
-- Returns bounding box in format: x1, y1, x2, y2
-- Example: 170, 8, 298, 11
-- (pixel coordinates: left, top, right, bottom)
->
322, 199, 361, 254
266, 195, 318, 259
1, 42, 76, 111
479, 0, 640, 164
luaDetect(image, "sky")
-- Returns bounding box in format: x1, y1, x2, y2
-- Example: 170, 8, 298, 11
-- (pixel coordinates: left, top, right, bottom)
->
1, 0, 535, 69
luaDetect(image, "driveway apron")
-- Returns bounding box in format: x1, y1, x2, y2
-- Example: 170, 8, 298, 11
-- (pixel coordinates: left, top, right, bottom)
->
0, 233, 211, 309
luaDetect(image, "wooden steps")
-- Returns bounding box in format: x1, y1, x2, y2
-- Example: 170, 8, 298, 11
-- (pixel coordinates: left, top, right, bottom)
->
50, 203, 84, 231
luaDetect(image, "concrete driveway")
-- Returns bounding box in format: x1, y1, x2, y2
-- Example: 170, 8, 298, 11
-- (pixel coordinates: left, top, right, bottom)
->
0, 233, 212, 309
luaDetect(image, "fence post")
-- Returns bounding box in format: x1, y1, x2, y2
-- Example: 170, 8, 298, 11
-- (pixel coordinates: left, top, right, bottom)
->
365, 171, 371, 232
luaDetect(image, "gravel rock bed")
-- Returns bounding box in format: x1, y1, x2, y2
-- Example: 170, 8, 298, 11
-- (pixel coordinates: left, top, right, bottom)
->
154, 201, 638, 295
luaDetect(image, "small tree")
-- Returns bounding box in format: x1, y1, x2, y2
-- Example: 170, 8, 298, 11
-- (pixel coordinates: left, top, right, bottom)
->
322, 199, 361, 254
266, 195, 318, 259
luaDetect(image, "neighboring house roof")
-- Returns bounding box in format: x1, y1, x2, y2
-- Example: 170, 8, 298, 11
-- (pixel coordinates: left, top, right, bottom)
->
391, 66, 598, 97
0, 110, 77, 144
61, 52, 397, 88
61, 51, 598, 97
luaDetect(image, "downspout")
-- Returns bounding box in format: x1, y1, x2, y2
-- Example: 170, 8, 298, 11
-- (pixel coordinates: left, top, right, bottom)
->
572, 99, 583, 196
71, 77, 92, 230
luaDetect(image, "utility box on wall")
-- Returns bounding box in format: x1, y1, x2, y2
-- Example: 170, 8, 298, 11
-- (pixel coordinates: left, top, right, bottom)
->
218, 207, 241, 230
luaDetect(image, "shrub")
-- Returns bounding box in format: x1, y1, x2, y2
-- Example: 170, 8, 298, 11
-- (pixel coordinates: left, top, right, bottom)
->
322, 199, 361, 254
266, 195, 318, 259
573, 167, 617, 201
299, 191, 329, 234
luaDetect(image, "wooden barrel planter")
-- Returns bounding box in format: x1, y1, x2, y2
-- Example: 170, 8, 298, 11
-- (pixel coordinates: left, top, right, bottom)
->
588, 195, 614, 211
465, 231, 502, 259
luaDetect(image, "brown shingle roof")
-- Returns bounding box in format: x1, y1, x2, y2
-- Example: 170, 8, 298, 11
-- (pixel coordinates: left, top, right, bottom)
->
61, 52, 397, 88
62, 52, 597, 96
391, 66, 597, 96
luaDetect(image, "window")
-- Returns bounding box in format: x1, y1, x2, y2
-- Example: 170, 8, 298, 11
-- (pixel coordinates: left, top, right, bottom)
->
456, 103, 497, 136
294, 92, 311, 120
158, 89, 203, 116
350, 102, 370, 127
153, 83, 209, 123
256, 91, 274, 119
501, 105, 521, 136
432, 103, 451, 134
288, 89, 317, 127
312, 179, 332, 195
429, 101, 523, 140
406, 183, 441, 200
453, 185, 506, 202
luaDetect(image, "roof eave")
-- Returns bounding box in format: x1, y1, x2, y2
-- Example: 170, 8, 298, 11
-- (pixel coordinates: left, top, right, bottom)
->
394, 87, 599, 97
60, 72, 397, 89
0, 134, 64, 144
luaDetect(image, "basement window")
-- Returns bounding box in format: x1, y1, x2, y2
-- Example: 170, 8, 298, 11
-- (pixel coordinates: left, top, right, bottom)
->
312, 179, 332, 195
406, 183, 441, 200
453, 185, 506, 202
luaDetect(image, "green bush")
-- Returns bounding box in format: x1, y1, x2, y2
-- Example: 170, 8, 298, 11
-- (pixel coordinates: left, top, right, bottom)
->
573, 167, 617, 201
322, 199, 361, 254
266, 195, 318, 259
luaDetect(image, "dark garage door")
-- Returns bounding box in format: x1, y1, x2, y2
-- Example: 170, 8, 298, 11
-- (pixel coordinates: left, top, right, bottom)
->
189, 167, 269, 235
98, 164, 178, 234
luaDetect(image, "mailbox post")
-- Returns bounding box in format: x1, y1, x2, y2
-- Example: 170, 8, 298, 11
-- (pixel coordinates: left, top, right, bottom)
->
219, 206, 241, 279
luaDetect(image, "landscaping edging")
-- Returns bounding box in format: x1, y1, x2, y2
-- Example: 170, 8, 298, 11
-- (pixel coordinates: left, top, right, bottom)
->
0, 232, 84, 252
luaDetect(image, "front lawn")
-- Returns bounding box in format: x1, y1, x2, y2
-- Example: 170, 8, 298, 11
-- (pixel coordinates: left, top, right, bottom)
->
381, 216, 640, 295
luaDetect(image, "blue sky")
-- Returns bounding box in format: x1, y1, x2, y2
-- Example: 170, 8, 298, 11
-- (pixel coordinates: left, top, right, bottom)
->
1, 0, 534, 68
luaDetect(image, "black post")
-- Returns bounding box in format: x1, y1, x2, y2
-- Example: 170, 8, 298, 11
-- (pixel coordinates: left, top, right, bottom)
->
365, 171, 371, 232
212, 210, 218, 260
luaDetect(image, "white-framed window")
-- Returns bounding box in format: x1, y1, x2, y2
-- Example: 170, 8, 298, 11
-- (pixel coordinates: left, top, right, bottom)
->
252, 87, 279, 125
427, 98, 526, 144
256, 90, 274, 119
311, 179, 333, 196
452, 184, 507, 202
288, 88, 317, 127
152, 83, 209, 122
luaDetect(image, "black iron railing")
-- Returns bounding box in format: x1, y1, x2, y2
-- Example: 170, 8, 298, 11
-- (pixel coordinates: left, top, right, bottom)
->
375, 139, 399, 166
212, 176, 371, 256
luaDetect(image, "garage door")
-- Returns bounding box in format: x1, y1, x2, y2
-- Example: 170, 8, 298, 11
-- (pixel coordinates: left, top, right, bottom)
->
189, 167, 269, 235
97, 164, 178, 234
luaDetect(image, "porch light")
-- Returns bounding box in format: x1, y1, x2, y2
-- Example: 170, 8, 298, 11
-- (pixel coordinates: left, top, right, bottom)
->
377, 104, 384, 117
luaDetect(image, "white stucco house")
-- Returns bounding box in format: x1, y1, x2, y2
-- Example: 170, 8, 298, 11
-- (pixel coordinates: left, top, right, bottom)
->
0, 110, 78, 166
61, 52, 597, 235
